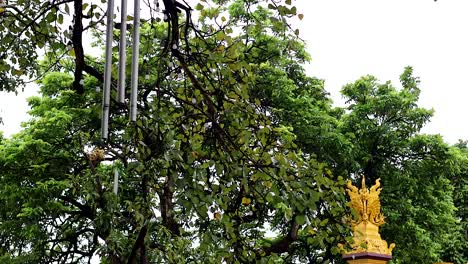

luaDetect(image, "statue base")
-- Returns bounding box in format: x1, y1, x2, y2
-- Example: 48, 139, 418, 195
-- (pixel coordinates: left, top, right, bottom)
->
343, 252, 392, 264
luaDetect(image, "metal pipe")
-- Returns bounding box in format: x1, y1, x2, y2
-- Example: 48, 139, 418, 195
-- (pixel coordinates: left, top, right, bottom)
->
113, 168, 119, 195
129, 0, 140, 122
101, 0, 115, 139
117, 0, 128, 103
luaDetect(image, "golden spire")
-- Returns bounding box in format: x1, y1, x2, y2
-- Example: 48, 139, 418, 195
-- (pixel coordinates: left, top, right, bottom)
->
346, 176, 385, 226
340, 176, 395, 256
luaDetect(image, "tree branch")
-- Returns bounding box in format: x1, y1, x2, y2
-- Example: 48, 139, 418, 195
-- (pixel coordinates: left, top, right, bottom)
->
127, 224, 148, 264
261, 216, 300, 256
72, 0, 85, 94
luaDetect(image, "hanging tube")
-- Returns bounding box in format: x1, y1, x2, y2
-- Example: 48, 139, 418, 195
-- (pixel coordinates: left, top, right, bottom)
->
117, 0, 128, 103
113, 168, 119, 195
129, 0, 140, 122
101, 0, 115, 139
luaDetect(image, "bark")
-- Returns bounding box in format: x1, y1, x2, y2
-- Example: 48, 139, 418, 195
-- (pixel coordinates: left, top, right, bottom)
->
72, 0, 85, 94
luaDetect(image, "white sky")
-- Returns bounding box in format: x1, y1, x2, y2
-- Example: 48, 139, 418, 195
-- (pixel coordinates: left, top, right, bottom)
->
296, 0, 468, 144
1, 0, 467, 144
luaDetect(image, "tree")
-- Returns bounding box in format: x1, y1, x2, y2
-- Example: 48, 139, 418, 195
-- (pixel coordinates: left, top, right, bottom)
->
3, 0, 465, 263
442, 142, 468, 264
0, 1, 349, 263
338, 67, 463, 263
244, 37, 353, 263
0, 0, 303, 94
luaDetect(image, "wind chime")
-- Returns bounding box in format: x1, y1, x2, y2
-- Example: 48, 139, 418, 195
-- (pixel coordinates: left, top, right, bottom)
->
101, 0, 141, 141
101, 0, 142, 194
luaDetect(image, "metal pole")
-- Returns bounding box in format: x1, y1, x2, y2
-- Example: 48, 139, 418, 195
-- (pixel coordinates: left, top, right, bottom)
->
129, 0, 140, 122
113, 168, 119, 195
101, 0, 115, 139
117, 0, 128, 103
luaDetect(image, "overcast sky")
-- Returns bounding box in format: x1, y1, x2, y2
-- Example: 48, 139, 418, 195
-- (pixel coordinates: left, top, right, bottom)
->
296, 0, 468, 144
1, 0, 467, 144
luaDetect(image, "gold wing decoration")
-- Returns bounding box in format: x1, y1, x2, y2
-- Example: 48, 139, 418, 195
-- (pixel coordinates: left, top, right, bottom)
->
345, 176, 385, 226
342, 176, 395, 256
367, 178, 385, 225
346, 180, 364, 223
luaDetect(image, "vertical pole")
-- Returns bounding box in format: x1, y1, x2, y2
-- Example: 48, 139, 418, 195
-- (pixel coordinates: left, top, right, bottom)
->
129, 0, 140, 122
101, 0, 115, 139
117, 0, 128, 103
113, 168, 119, 195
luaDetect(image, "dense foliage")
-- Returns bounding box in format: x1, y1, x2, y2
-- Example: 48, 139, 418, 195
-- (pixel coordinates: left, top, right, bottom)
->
0, 0, 466, 263
1, 0, 349, 263
337, 70, 466, 263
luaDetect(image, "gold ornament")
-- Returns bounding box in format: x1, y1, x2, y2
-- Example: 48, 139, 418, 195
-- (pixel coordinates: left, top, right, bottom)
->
340, 176, 395, 256
346, 177, 385, 226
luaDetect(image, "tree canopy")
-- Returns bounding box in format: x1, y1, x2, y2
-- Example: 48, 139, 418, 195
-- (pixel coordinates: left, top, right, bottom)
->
0, 0, 467, 263
336, 69, 465, 263
0, 0, 348, 263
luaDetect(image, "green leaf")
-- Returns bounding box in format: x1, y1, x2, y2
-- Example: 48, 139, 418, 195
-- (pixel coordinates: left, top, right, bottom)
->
58, 14, 64, 24
195, 3, 204, 10
296, 214, 306, 225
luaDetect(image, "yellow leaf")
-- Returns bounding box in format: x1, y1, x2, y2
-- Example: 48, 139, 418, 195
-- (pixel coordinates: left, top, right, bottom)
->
216, 45, 225, 52
214, 212, 222, 220
298, 14, 304, 20
307, 227, 316, 235
242, 197, 251, 205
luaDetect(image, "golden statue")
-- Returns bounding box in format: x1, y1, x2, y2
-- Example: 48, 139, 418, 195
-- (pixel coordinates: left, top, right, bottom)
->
346, 177, 385, 226
340, 176, 395, 256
